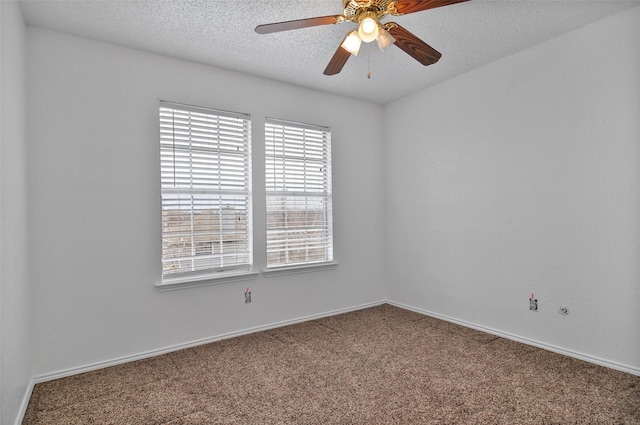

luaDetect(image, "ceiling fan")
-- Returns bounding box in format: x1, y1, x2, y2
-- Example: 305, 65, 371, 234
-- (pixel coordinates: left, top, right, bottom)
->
255, 0, 471, 76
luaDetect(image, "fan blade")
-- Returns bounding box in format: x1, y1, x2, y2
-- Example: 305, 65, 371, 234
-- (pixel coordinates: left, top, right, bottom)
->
255, 15, 343, 34
393, 0, 471, 15
387, 24, 441, 66
324, 41, 351, 75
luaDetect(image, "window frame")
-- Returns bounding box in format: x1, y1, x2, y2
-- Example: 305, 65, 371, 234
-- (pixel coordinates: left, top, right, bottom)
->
157, 101, 257, 289
264, 118, 335, 272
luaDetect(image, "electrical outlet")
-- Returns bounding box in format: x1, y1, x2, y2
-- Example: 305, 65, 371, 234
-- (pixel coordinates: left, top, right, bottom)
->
529, 298, 538, 311
245, 290, 251, 304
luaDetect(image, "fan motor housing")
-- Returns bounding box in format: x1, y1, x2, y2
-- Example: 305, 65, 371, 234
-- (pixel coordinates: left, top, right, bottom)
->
342, 0, 395, 21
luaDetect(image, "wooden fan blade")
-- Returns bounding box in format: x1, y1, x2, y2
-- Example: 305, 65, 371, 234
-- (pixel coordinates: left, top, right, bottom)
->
393, 0, 471, 15
387, 24, 441, 66
324, 42, 351, 76
255, 15, 343, 34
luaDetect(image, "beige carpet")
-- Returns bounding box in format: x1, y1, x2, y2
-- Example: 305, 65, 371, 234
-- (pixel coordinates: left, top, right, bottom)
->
24, 304, 639, 424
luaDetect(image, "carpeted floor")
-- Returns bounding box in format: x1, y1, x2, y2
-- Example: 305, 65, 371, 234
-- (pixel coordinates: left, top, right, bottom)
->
24, 304, 640, 424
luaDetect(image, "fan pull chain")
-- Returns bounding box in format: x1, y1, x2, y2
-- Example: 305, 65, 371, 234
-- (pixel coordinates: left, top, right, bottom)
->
367, 45, 371, 79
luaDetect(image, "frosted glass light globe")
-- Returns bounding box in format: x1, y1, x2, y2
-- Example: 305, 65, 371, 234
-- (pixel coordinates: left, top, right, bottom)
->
358, 17, 379, 43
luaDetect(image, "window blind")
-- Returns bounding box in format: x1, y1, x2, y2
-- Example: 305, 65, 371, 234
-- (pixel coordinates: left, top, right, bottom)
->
265, 118, 333, 268
160, 101, 252, 280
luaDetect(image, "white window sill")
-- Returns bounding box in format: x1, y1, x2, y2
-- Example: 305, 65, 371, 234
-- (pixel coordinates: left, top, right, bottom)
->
262, 261, 338, 277
156, 270, 260, 292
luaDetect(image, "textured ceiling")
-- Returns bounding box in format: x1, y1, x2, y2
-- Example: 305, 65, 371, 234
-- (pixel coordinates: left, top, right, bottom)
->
18, 0, 640, 104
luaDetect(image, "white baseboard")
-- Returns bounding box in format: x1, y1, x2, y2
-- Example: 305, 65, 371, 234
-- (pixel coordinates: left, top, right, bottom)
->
15, 379, 35, 425
387, 300, 640, 377
34, 300, 386, 384
33, 298, 639, 385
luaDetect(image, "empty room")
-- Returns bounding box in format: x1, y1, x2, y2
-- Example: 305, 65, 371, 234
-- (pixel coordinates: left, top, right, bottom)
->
1, 0, 639, 424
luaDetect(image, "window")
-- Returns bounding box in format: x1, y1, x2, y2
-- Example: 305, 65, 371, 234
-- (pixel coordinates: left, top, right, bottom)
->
265, 118, 333, 268
160, 101, 252, 283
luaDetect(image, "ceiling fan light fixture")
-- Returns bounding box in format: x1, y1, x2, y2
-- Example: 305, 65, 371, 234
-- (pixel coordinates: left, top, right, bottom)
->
376, 27, 395, 51
341, 30, 362, 56
256, 0, 470, 76
358, 13, 379, 43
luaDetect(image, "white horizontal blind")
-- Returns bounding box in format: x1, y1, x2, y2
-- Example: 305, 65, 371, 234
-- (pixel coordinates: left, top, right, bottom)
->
160, 101, 252, 280
265, 118, 333, 268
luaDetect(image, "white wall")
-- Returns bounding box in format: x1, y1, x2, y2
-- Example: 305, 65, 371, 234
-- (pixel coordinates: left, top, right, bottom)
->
1, 1, 32, 424
27, 27, 387, 378
384, 6, 640, 373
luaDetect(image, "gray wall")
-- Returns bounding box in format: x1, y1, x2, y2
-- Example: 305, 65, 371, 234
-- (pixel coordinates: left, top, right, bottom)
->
1, 2, 31, 424
384, 6, 640, 372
